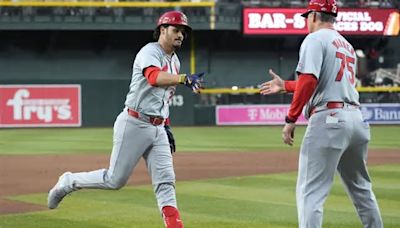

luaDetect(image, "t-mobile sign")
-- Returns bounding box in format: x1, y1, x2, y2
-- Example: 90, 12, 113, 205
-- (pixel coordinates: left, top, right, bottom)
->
216, 104, 308, 125
243, 8, 399, 36
0, 85, 81, 127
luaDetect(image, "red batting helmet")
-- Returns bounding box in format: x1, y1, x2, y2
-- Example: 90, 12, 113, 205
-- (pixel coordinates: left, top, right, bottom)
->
301, 0, 338, 18
157, 11, 192, 33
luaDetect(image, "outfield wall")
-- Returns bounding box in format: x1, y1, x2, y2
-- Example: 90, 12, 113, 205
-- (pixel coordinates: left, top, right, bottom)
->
1, 31, 399, 127
214, 104, 400, 126
1, 82, 399, 127
0, 80, 198, 127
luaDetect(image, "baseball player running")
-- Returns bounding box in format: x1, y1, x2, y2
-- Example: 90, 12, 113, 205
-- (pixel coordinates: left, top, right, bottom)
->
48, 11, 204, 228
260, 1, 383, 227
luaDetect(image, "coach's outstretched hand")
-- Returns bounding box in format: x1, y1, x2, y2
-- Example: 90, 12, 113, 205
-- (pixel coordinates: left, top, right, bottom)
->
260, 69, 284, 95
180, 72, 205, 93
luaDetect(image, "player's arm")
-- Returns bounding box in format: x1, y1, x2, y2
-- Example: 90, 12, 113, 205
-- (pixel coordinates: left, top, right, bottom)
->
284, 81, 296, 93
285, 73, 318, 123
144, 66, 204, 93
144, 66, 182, 86
282, 73, 317, 146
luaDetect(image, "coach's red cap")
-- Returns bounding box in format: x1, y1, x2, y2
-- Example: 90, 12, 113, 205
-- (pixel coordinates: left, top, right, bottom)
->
301, 0, 338, 18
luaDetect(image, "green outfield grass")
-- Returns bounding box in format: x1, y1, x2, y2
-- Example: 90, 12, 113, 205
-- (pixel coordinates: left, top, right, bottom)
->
0, 125, 399, 155
1, 165, 399, 228
0, 126, 399, 227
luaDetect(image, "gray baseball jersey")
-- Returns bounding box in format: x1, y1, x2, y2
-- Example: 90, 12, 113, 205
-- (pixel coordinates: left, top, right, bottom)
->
296, 29, 359, 118
295, 28, 383, 228
126, 42, 180, 118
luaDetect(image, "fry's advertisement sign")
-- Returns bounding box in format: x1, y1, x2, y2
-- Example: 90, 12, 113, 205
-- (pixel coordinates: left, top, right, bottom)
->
243, 8, 399, 36
0, 85, 81, 127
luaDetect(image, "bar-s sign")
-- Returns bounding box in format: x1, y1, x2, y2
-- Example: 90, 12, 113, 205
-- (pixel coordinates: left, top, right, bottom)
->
244, 8, 306, 35
0, 85, 81, 127
243, 8, 399, 36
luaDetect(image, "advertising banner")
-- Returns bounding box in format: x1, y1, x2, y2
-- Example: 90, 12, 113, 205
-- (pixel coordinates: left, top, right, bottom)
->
0, 85, 81, 127
216, 103, 400, 125
216, 104, 308, 125
360, 103, 400, 124
243, 8, 399, 36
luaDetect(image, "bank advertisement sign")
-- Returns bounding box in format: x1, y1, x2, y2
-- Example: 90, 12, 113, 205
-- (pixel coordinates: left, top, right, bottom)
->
0, 85, 81, 127
243, 8, 399, 36
216, 104, 400, 125
360, 103, 400, 124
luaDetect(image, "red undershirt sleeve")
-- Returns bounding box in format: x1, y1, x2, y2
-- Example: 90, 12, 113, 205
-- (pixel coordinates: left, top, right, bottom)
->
287, 74, 318, 122
143, 66, 161, 86
284, 81, 296, 93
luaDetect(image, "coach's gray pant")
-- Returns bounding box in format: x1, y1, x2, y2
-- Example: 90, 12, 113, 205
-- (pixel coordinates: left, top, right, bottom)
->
296, 108, 383, 228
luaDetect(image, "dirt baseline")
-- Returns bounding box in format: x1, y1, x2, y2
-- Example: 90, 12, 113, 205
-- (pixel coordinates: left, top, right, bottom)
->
1, 150, 399, 215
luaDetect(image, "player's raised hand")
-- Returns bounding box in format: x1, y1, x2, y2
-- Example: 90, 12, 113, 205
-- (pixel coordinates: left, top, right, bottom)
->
259, 69, 285, 95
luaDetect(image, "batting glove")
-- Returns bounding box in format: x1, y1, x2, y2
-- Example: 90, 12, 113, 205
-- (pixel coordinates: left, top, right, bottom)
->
179, 72, 205, 93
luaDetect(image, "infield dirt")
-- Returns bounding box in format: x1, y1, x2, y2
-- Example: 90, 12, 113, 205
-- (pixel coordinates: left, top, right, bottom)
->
1, 149, 399, 215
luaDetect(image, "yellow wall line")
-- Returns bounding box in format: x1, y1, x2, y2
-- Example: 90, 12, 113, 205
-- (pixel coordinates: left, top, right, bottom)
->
200, 86, 400, 94
0, 1, 215, 8
190, 33, 195, 74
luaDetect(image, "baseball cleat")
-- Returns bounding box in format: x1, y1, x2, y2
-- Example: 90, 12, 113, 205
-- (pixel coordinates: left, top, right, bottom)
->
162, 206, 184, 228
47, 172, 73, 209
